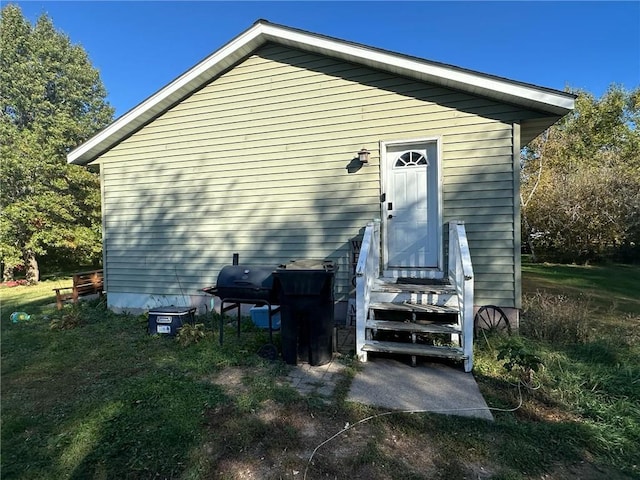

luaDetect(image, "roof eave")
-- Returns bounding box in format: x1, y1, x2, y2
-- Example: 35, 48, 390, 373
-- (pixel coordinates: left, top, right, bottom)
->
68, 20, 575, 165
68, 22, 269, 165
259, 23, 574, 115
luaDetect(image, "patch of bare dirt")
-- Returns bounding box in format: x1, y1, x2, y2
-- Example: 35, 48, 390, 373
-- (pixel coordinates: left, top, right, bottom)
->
203, 366, 249, 396
198, 365, 496, 479
194, 365, 631, 480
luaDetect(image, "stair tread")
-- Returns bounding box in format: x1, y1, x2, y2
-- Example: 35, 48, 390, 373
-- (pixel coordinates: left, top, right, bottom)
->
362, 340, 467, 359
366, 319, 461, 334
370, 302, 459, 314
374, 281, 455, 295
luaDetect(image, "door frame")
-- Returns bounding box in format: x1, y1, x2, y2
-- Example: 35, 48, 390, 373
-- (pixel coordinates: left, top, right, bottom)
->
379, 137, 444, 277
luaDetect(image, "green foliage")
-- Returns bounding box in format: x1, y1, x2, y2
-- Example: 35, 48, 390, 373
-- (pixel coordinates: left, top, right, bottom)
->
0, 4, 113, 280
496, 338, 544, 385
521, 85, 640, 263
175, 322, 207, 347
513, 262, 639, 474
49, 305, 86, 330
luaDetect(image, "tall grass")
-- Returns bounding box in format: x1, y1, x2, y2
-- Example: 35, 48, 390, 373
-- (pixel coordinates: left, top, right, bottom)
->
475, 271, 640, 478
520, 291, 594, 344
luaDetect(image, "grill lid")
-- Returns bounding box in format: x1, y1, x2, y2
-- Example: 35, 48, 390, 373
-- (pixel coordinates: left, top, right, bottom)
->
217, 265, 275, 289
205, 265, 277, 302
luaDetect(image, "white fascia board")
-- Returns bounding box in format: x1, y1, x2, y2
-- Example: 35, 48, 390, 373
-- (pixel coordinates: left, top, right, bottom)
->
260, 23, 574, 114
68, 23, 267, 165
68, 20, 574, 165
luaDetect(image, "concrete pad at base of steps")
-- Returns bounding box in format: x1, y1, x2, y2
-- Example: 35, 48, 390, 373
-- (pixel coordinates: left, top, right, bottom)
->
348, 357, 494, 421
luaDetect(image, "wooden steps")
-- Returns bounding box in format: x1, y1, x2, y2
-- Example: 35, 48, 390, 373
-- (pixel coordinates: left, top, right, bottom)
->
369, 302, 459, 315
366, 319, 461, 335
362, 340, 466, 361
373, 281, 455, 295
362, 279, 464, 367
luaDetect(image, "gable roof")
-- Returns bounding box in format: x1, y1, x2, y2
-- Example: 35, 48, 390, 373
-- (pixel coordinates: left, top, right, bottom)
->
68, 20, 575, 165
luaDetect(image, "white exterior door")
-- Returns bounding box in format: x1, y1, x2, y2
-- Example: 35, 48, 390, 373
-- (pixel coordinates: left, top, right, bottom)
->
384, 141, 440, 269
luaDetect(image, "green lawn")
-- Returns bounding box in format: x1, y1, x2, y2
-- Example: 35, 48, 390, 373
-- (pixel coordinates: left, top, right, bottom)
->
1, 263, 638, 479
0, 278, 70, 321
522, 262, 640, 314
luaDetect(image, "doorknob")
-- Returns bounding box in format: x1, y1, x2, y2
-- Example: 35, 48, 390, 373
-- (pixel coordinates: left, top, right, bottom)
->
388, 214, 393, 219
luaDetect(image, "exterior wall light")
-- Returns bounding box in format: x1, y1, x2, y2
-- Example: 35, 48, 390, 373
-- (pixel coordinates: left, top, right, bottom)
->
357, 147, 370, 164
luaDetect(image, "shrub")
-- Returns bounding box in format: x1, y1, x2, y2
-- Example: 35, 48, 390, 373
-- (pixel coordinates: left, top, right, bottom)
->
49, 308, 85, 330
496, 337, 544, 386
523, 166, 640, 264
176, 323, 206, 347
520, 291, 594, 344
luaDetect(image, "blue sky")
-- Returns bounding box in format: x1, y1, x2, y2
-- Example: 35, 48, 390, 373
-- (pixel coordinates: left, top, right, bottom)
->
9, 1, 640, 118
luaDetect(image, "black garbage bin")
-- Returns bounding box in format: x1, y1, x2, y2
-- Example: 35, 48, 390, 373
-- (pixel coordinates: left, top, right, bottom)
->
274, 259, 337, 366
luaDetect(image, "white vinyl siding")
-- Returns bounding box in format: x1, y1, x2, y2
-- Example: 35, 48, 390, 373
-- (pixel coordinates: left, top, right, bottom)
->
98, 44, 535, 307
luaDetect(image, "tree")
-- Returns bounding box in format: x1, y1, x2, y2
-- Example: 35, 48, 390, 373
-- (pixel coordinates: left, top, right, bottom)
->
521, 85, 640, 263
0, 4, 114, 282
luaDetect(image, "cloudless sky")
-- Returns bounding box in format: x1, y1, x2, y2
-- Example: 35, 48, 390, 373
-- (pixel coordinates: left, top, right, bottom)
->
9, 1, 640, 118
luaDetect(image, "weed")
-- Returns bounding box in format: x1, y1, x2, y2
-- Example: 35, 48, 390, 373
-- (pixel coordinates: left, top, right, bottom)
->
49, 308, 85, 330
520, 291, 594, 344
496, 338, 544, 387
176, 322, 207, 347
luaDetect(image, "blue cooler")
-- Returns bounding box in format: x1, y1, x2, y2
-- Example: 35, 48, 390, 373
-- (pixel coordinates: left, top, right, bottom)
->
250, 305, 280, 330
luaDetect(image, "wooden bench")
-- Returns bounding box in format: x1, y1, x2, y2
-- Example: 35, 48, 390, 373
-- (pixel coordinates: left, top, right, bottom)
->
53, 269, 104, 310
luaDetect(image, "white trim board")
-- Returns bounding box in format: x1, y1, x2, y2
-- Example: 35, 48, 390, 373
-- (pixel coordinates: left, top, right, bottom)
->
68, 20, 575, 166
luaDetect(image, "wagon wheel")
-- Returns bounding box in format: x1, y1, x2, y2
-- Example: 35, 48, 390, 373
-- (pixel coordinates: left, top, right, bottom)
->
474, 305, 511, 335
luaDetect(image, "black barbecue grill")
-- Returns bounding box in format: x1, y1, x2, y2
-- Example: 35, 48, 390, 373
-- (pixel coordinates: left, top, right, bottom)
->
202, 265, 280, 350
210, 265, 278, 303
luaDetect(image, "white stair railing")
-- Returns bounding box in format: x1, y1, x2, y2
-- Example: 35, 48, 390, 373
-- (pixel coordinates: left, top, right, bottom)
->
355, 221, 380, 362
448, 221, 475, 372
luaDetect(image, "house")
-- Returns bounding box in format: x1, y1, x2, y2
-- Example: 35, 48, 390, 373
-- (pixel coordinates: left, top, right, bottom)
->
68, 20, 574, 370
